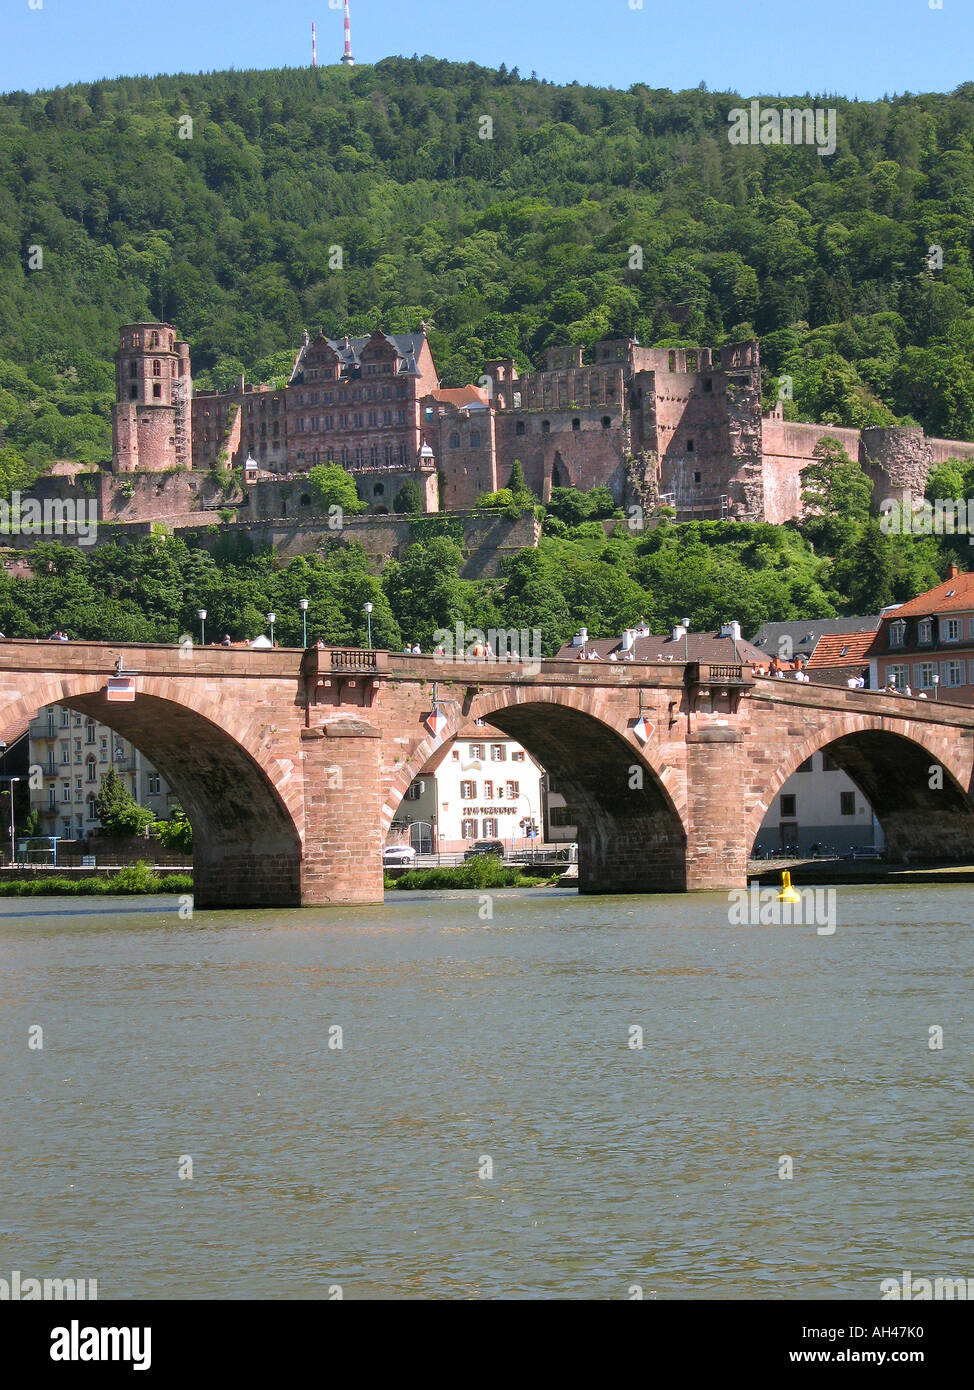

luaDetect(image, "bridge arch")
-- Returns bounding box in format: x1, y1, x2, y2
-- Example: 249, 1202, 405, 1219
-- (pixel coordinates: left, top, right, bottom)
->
0, 673, 304, 907
745, 712, 974, 863
384, 685, 689, 893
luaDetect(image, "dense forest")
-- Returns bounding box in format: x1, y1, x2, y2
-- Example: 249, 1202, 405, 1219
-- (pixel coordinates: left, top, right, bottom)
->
4, 57, 974, 494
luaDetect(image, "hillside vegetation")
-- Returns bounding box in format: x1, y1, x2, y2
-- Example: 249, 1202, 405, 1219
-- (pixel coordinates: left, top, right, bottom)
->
4, 58, 974, 497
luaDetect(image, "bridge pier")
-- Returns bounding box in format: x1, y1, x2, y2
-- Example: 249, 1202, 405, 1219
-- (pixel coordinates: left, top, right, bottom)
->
298, 718, 385, 905
684, 728, 749, 891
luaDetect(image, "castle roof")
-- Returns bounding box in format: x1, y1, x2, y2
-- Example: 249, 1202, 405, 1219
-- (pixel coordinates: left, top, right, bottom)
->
289, 329, 428, 384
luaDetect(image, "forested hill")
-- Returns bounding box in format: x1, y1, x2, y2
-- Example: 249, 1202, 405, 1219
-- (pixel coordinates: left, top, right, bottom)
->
4, 58, 974, 486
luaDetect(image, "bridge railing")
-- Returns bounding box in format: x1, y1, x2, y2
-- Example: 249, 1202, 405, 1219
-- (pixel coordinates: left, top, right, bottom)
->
301, 647, 388, 677
684, 661, 753, 688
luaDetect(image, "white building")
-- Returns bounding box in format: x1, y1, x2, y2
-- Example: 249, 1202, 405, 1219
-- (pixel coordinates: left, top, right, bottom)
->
28, 704, 176, 844
390, 722, 545, 853
753, 749, 883, 856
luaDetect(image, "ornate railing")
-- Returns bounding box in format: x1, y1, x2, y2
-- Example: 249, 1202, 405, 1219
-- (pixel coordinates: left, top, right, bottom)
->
685, 662, 752, 687
329, 648, 379, 671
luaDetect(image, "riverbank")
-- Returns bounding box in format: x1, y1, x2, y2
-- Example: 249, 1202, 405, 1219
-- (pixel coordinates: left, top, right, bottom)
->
385, 858, 553, 891
0, 863, 192, 895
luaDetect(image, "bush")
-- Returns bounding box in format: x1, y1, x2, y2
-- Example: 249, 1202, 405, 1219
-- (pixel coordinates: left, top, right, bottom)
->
390, 854, 546, 890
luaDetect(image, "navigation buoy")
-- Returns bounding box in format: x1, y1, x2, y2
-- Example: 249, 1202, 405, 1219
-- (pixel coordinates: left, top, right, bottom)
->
778, 870, 801, 903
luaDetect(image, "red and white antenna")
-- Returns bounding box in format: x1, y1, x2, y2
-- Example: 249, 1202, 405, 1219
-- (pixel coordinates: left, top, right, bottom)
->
341, 0, 354, 65
311, 21, 317, 68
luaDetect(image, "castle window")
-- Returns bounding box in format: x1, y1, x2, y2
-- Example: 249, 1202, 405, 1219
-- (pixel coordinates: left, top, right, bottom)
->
449, 433, 460, 449
152, 384, 161, 399
515, 421, 525, 436
572, 419, 580, 431
703, 377, 713, 393
686, 438, 695, 452
373, 484, 384, 497
668, 352, 676, 372
542, 421, 550, 434
150, 332, 158, 347
470, 431, 480, 447
694, 472, 701, 484
601, 417, 611, 429
132, 334, 140, 347
130, 386, 137, 400
129, 361, 137, 378
152, 360, 161, 376
300, 494, 311, 506
399, 443, 408, 464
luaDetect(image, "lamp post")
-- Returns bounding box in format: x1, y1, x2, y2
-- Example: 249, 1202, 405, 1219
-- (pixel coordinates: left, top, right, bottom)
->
267, 612, 276, 647
198, 609, 207, 646
3, 775, 20, 865
363, 601, 373, 649
299, 598, 309, 648
682, 617, 691, 665
932, 673, 940, 701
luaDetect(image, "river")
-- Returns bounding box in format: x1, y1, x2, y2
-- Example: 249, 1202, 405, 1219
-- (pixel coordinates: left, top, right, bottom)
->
1, 885, 970, 1299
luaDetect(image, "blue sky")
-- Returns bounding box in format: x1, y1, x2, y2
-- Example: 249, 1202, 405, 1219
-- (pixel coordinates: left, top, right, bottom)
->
2, 0, 972, 100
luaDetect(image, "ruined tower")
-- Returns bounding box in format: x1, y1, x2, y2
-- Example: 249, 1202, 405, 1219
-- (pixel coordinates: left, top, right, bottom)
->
111, 323, 192, 473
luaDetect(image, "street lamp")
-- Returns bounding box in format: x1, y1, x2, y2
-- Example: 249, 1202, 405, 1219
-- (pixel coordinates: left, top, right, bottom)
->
198, 608, 207, 646
932, 673, 940, 701
2, 775, 20, 865
299, 598, 309, 648
682, 617, 691, 664
363, 601, 373, 649
267, 612, 276, 646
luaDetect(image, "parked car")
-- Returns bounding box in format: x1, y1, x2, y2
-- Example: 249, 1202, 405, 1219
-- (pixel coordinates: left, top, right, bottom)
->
843, 845, 883, 861
383, 844, 417, 865
464, 839, 505, 861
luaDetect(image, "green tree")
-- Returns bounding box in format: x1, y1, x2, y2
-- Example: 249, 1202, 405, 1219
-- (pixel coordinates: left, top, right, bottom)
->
308, 463, 367, 515
93, 769, 155, 838
800, 437, 873, 523
393, 480, 424, 514
154, 803, 193, 852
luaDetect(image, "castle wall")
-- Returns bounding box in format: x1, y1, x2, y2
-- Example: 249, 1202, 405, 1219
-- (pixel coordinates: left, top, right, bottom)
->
760, 420, 863, 524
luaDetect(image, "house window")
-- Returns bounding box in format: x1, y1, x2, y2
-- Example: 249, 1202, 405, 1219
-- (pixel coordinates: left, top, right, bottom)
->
917, 620, 933, 645
780, 794, 796, 817
942, 659, 965, 688
451, 749, 460, 761
511, 751, 525, 762
822, 753, 839, 771
147, 774, 160, 795
461, 818, 478, 839
48, 786, 56, 810
797, 757, 813, 772
914, 662, 936, 689
86, 794, 97, 820
840, 791, 856, 816
405, 782, 422, 801
482, 818, 498, 838
889, 621, 906, 648
886, 664, 908, 689
62, 781, 71, 804
490, 745, 506, 762
85, 722, 95, 743
61, 744, 70, 765
86, 757, 96, 782
460, 780, 476, 800
468, 744, 484, 761
941, 617, 961, 643
505, 780, 519, 799
61, 710, 70, 727
483, 780, 493, 800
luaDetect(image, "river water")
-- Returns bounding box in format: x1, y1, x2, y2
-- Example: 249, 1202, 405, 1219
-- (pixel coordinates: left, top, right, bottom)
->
1, 885, 970, 1300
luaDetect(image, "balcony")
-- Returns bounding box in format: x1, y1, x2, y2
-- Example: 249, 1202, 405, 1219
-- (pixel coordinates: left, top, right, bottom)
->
684, 662, 753, 689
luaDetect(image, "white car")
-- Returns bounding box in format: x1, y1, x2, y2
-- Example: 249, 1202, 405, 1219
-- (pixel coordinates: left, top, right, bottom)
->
383, 844, 417, 864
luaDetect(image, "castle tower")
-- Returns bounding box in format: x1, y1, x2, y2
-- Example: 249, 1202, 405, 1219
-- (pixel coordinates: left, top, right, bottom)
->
112, 323, 192, 473
341, 0, 354, 64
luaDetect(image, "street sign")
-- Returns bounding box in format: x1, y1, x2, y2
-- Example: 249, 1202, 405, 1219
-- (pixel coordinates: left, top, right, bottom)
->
106, 676, 136, 702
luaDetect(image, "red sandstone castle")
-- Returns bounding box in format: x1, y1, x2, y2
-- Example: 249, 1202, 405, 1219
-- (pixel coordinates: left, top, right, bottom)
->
111, 322, 974, 522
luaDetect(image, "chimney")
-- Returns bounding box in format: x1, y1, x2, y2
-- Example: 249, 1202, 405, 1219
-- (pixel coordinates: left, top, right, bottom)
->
621, 629, 634, 652
672, 623, 686, 642
948, 564, 959, 579
571, 626, 588, 648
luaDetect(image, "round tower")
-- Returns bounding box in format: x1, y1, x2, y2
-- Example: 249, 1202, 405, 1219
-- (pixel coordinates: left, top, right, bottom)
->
112, 323, 192, 473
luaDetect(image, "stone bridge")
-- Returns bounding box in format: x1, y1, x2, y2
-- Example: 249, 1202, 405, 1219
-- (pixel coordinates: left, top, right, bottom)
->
2, 641, 974, 907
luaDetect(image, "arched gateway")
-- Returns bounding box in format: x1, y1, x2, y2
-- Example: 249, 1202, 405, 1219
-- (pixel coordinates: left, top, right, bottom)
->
1, 641, 973, 906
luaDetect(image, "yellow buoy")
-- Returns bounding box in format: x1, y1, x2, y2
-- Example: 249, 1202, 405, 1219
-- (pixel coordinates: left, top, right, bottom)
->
778, 870, 801, 903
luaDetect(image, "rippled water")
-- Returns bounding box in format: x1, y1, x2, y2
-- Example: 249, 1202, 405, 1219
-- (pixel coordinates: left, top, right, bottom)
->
1, 885, 971, 1299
